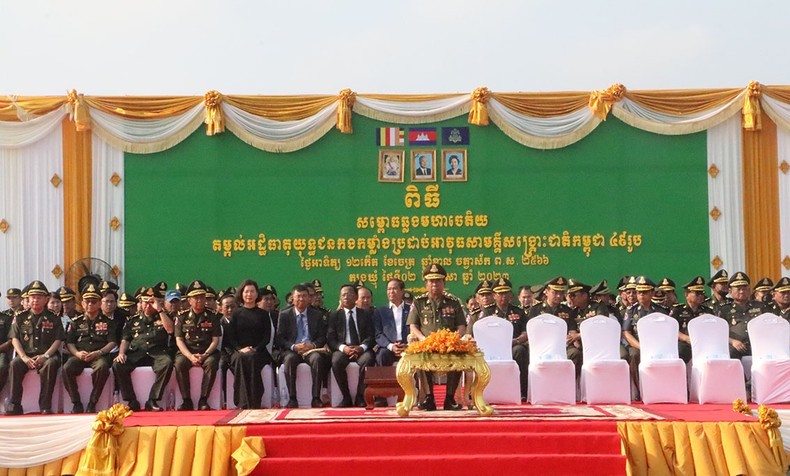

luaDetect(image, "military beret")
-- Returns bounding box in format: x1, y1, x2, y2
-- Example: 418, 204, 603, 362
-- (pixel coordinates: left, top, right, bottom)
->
423, 263, 447, 280
27, 280, 49, 296
81, 283, 101, 300
683, 276, 706, 292
545, 276, 568, 292
634, 276, 655, 292
728, 272, 750, 287
773, 277, 790, 293
186, 280, 207, 297
658, 278, 676, 292
753, 277, 774, 292
567, 278, 591, 294
78, 275, 101, 296
707, 269, 729, 287
493, 277, 512, 294
475, 279, 494, 295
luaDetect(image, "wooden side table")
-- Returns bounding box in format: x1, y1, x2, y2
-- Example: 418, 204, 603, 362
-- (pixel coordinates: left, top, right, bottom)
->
363, 366, 405, 409
395, 352, 493, 416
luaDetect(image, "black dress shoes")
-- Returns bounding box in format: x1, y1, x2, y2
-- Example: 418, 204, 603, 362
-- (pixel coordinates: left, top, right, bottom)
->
178, 398, 194, 411
354, 396, 367, 408
286, 398, 299, 408
5, 403, 23, 416
339, 396, 353, 408
443, 398, 462, 411
40, 408, 54, 415
86, 402, 97, 413
197, 398, 211, 411
71, 402, 84, 414
128, 400, 141, 412
145, 400, 163, 412
417, 394, 437, 411
311, 397, 323, 408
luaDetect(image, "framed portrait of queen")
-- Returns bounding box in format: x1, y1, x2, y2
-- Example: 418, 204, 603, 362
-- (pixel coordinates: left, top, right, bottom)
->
442, 149, 467, 182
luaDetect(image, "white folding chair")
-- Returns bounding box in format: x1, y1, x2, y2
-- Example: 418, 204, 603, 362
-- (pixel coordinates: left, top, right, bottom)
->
748, 313, 790, 404
277, 363, 314, 408
637, 313, 688, 404
20, 369, 63, 414
473, 316, 521, 404
226, 364, 274, 408
64, 368, 114, 413
329, 362, 360, 407
580, 316, 630, 404
687, 314, 746, 403
526, 314, 575, 404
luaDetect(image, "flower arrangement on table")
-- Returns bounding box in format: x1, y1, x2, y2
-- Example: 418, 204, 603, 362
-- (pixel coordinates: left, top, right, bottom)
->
405, 329, 478, 355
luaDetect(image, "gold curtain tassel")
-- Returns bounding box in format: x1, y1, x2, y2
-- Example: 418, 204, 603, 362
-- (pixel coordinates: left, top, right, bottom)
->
742, 81, 762, 131
336, 89, 356, 134
468, 87, 491, 126
588, 84, 625, 121
204, 90, 225, 136
67, 89, 92, 132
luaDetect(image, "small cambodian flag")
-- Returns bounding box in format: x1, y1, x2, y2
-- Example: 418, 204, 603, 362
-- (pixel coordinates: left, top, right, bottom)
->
376, 127, 405, 146
408, 127, 437, 145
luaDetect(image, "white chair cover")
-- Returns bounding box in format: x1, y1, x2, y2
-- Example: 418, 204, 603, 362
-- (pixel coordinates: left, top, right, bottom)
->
20, 369, 63, 414
63, 368, 114, 413
637, 313, 688, 404
130, 366, 175, 407
330, 362, 360, 407
688, 314, 746, 403
226, 364, 274, 409
580, 316, 630, 404
174, 366, 223, 410
277, 363, 314, 408
473, 316, 521, 404
748, 313, 790, 404
526, 314, 575, 404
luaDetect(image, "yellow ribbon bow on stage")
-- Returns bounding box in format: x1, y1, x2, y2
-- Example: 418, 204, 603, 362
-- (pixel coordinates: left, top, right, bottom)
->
75, 403, 133, 476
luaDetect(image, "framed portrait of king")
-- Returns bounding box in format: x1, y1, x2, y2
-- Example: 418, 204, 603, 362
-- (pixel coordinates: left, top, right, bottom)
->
411, 150, 436, 182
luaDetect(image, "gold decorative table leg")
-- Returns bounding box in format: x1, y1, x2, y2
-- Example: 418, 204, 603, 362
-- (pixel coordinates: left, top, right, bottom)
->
470, 359, 493, 416
395, 357, 416, 416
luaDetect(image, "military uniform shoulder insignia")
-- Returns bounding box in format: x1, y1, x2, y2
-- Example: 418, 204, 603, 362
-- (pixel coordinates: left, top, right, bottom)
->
442, 292, 460, 302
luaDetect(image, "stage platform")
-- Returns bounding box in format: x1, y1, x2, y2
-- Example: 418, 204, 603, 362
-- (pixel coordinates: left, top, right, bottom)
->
0, 402, 788, 476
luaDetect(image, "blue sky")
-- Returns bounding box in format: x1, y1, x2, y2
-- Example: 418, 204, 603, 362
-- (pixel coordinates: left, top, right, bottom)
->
1, 0, 787, 95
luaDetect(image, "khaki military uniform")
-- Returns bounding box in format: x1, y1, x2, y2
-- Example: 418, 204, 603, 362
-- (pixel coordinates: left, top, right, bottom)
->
717, 300, 767, 359
8, 310, 66, 411
406, 292, 466, 398
768, 303, 790, 323
0, 312, 13, 396
63, 313, 119, 408
669, 303, 713, 363
173, 309, 222, 403
704, 295, 733, 315
112, 311, 174, 404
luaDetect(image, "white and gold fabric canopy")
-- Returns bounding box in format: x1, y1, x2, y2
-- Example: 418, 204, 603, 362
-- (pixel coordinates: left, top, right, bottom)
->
0, 83, 789, 294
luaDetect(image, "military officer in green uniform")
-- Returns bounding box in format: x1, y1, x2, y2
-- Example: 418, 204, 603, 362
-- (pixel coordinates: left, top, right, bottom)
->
656, 278, 678, 307
621, 277, 669, 398
753, 278, 775, 305
769, 277, 790, 322
615, 276, 636, 316
6, 281, 66, 415
527, 277, 582, 377
669, 276, 713, 363
589, 280, 622, 323
4, 288, 23, 316
406, 263, 466, 411
717, 272, 768, 360
705, 269, 732, 313
63, 284, 119, 413
173, 280, 221, 410
112, 286, 175, 412
0, 290, 15, 399
465, 279, 495, 327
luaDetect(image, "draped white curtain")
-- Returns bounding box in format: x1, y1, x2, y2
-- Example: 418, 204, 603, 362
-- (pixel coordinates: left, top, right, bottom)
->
91, 133, 126, 290
706, 115, 746, 275
0, 414, 94, 467
487, 99, 600, 149
354, 94, 471, 124
0, 124, 65, 296
777, 125, 790, 273
0, 108, 67, 149
613, 93, 745, 135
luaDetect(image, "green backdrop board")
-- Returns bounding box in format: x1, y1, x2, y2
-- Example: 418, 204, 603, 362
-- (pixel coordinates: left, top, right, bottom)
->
124, 115, 709, 303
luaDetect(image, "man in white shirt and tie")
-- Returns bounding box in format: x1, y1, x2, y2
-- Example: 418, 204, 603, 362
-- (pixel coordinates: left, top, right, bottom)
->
327, 284, 376, 407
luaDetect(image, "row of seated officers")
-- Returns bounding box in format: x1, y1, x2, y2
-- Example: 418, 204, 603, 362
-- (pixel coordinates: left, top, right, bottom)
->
0, 265, 788, 414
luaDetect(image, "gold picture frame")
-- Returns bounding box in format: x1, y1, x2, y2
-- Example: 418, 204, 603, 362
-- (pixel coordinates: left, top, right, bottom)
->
378, 150, 405, 182
442, 149, 467, 182
411, 149, 437, 182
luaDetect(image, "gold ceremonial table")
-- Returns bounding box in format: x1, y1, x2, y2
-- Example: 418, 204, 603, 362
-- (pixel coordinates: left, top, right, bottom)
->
395, 352, 493, 416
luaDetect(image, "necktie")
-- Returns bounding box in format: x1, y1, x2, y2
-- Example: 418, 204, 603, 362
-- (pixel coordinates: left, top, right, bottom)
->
298, 313, 308, 342
348, 310, 360, 345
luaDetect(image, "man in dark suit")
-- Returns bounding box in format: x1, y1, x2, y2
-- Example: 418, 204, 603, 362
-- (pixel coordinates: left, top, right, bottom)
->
373, 278, 411, 367
274, 283, 330, 408
415, 154, 432, 176
327, 284, 375, 407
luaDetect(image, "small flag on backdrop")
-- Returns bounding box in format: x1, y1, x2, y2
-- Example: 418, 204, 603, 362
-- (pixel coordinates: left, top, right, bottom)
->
408, 127, 437, 145
376, 127, 405, 146
442, 127, 470, 145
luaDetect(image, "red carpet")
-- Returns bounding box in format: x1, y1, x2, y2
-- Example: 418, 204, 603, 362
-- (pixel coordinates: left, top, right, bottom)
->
246, 420, 625, 476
